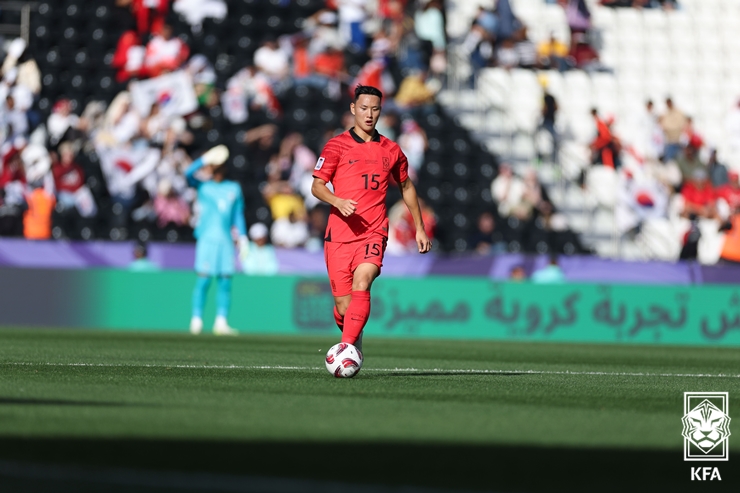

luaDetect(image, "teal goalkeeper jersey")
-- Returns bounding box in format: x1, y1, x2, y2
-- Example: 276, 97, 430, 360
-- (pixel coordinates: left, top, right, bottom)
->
185, 158, 247, 242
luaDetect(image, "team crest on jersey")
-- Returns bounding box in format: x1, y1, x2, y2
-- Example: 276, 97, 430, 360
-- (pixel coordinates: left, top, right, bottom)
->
383, 157, 390, 170
314, 157, 325, 170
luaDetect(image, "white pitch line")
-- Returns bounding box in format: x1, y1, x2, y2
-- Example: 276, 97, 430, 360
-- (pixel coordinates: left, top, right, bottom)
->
2, 362, 740, 378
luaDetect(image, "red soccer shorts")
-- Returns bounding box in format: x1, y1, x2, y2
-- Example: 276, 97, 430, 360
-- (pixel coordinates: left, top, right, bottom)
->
324, 233, 387, 297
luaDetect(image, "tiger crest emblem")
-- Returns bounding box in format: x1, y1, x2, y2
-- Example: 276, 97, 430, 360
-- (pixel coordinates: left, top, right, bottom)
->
682, 399, 731, 454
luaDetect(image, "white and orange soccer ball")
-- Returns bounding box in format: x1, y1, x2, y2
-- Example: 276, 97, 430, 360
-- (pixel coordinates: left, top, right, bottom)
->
325, 342, 363, 378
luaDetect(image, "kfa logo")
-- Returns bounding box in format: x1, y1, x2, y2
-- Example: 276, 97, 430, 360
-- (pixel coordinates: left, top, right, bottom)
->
682, 392, 730, 461
690, 467, 721, 481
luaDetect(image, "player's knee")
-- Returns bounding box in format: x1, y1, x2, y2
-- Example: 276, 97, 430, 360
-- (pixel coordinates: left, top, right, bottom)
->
352, 278, 373, 292
335, 298, 350, 315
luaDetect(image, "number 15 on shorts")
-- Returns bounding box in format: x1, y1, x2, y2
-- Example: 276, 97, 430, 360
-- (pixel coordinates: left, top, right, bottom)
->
364, 243, 381, 259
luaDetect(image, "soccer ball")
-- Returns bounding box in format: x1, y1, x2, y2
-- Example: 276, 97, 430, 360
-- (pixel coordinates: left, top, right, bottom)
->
325, 342, 363, 378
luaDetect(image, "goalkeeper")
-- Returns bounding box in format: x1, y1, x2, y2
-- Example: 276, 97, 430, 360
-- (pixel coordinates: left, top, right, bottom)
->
185, 145, 249, 335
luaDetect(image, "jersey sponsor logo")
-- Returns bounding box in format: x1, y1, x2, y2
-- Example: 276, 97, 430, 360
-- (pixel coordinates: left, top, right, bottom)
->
314, 157, 325, 170
383, 157, 390, 170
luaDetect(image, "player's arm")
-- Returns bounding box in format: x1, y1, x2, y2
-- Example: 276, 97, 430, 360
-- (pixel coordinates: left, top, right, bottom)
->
398, 178, 432, 254
233, 187, 249, 260
185, 145, 229, 188
184, 157, 206, 188
311, 177, 357, 217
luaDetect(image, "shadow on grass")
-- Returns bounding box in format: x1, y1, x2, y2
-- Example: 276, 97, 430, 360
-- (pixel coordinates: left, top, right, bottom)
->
0, 397, 143, 407
0, 437, 735, 493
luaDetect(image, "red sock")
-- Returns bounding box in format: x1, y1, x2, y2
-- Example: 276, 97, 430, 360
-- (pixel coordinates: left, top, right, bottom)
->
333, 306, 344, 331
341, 291, 371, 345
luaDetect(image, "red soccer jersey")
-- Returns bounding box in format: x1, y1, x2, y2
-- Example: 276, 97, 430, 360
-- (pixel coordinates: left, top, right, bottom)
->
313, 128, 409, 243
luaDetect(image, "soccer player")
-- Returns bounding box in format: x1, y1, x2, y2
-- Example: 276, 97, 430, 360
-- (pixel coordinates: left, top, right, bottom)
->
311, 85, 432, 352
185, 145, 249, 335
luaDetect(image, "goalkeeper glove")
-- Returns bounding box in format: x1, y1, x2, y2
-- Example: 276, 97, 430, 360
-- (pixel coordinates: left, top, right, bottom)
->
238, 235, 250, 262
202, 145, 229, 167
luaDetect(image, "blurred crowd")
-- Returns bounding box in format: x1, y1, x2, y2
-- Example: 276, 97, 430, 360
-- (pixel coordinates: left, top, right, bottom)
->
0, 0, 448, 255
460, 0, 606, 74
582, 96, 740, 264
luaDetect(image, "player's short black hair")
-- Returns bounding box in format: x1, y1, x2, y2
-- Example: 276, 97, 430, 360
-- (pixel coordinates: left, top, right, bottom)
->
354, 85, 383, 102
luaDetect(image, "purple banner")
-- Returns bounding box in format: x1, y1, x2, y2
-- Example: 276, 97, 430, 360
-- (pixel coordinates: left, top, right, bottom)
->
0, 239, 738, 284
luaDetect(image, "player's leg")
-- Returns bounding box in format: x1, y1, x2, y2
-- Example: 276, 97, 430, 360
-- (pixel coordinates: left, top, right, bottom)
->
341, 263, 379, 347
341, 235, 386, 350
190, 275, 211, 335
325, 240, 352, 333
191, 239, 214, 334
213, 240, 237, 335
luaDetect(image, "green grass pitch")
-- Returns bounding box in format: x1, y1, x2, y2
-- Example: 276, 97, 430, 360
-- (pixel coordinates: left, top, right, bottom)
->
0, 328, 738, 492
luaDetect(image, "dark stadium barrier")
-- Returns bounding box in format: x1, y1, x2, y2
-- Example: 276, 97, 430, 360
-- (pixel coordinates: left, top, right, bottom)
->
0, 268, 738, 346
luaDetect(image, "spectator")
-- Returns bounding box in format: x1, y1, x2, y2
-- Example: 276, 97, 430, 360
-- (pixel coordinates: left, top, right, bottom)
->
337, 0, 368, 52
393, 71, 436, 109
531, 254, 566, 283
128, 0, 169, 36
143, 23, 190, 78
468, 211, 507, 255
491, 163, 525, 219
537, 33, 571, 71
515, 27, 538, 69
186, 55, 218, 108
23, 181, 55, 240
47, 99, 82, 148
2, 94, 28, 140
397, 119, 427, 181
716, 171, 740, 213
707, 149, 729, 188
254, 37, 291, 88
510, 265, 527, 281
414, 0, 446, 73
305, 205, 329, 252
570, 33, 600, 71
681, 169, 717, 219
495, 0, 522, 41
676, 141, 705, 183
564, 0, 592, 35
112, 29, 146, 82
590, 109, 621, 168
719, 213, 740, 264
153, 179, 190, 228
387, 198, 436, 255
242, 222, 279, 276
537, 90, 559, 164
243, 124, 279, 183
223, 66, 281, 123
283, 133, 320, 209
51, 142, 85, 210
129, 241, 159, 272
271, 209, 309, 248
679, 214, 701, 261
516, 168, 553, 221
634, 100, 664, 162
172, 0, 227, 30
1, 38, 40, 97
659, 98, 688, 162
496, 38, 519, 69
0, 145, 26, 188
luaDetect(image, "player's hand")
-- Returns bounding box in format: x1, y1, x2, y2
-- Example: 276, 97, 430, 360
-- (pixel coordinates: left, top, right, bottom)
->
335, 198, 358, 217
416, 229, 432, 254
238, 236, 250, 262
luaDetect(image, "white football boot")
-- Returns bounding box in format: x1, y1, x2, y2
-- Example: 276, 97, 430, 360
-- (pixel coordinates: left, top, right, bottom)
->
189, 316, 203, 335
213, 316, 238, 336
